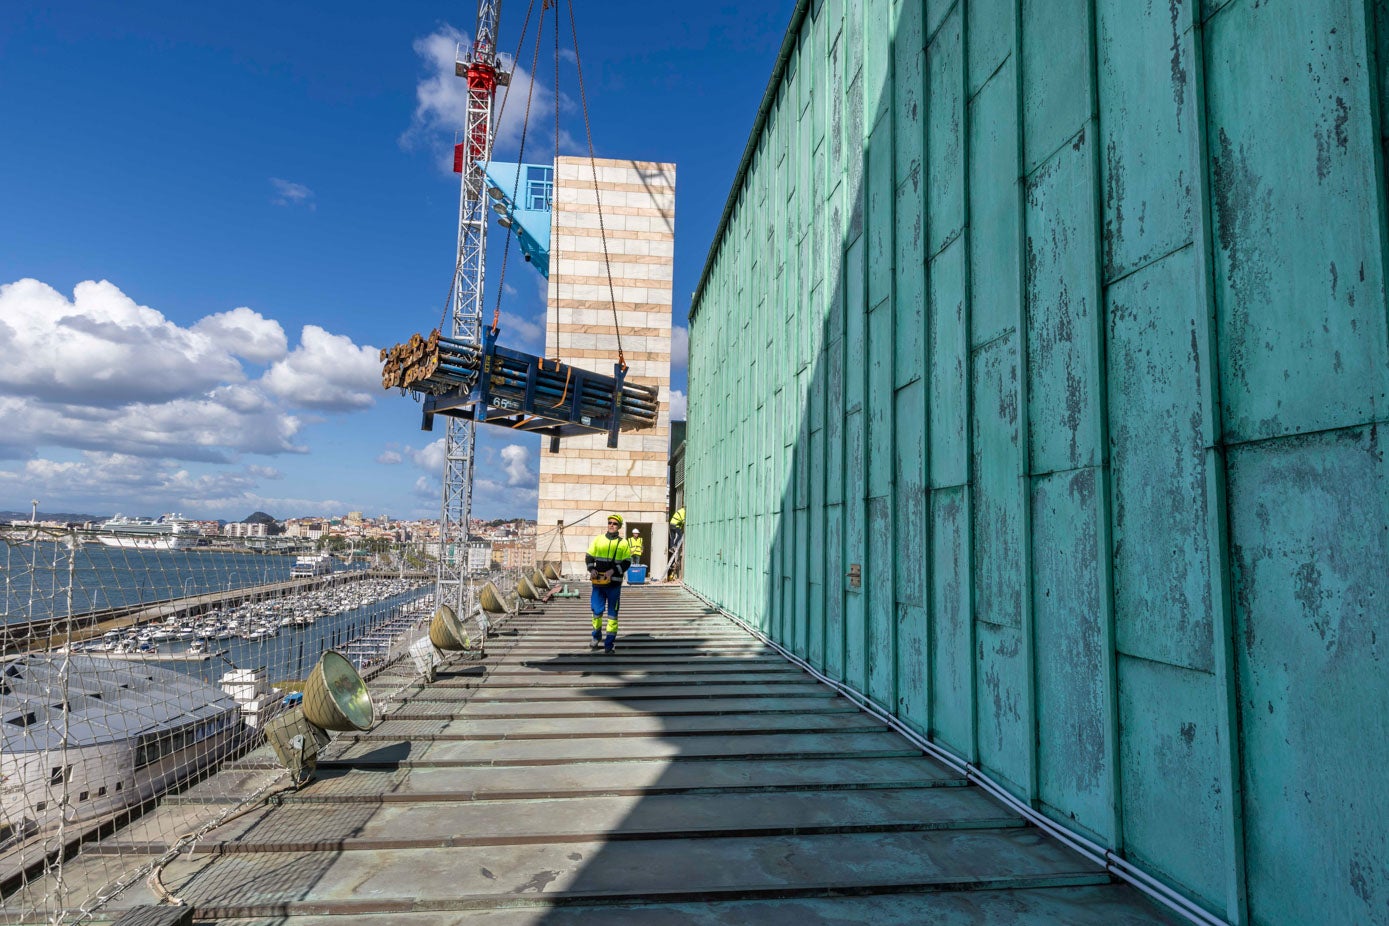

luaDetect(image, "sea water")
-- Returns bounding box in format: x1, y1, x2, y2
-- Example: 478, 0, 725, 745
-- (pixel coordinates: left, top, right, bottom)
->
0, 538, 433, 683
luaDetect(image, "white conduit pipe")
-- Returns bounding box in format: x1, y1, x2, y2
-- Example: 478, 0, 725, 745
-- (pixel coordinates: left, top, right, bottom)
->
684, 585, 1229, 926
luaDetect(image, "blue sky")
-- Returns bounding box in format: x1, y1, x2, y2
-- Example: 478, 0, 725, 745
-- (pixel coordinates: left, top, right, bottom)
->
0, 0, 794, 521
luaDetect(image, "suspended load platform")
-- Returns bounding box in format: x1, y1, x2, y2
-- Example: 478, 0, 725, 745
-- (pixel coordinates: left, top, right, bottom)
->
381, 327, 659, 449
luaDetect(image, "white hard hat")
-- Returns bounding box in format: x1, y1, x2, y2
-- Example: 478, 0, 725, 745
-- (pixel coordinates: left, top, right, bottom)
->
633, 528, 640, 534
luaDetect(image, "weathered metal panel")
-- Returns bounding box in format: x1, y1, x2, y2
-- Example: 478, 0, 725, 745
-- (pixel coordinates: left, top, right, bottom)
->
868, 124, 894, 311
826, 283, 846, 508
966, 0, 1014, 98
864, 0, 891, 130
974, 620, 1029, 798
894, 183, 925, 389
869, 303, 894, 491
1117, 654, 1229, 907
895, 379, 928, 733
968, 62, 1021, 347
1031, 467, 1113, 844
1095, 0, 1198, 281
829, 32, 845, 181
1106, 251, 1215, 671
1228, 426, 1389, 926
847, 74, 867, 243
844, 231, 868, 688
866, 494, 895, 705
928, 237, 969, 489
794, 501, 810, 656
809, 425, 827, 669
893, 0, 924, 186
929, 485, 973, 759
1380, 0, 1389, 163
925, 0, 953, 40
824, 502, 845, 680
1206, 0, 1389, 442
1020, 0, 1091, 174
1025, 131, 1101, 473
927, 8, 964, 259
970, 333, 1023, 629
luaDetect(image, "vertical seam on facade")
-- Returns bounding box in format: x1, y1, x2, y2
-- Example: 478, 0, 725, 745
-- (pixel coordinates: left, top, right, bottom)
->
884, 0, 901, 724
1013, 0, 1041, 807
1086, 0, 1125, 854
1189, 3, 1249, 921
961, 0, 980, 770
921, 0, 937, 742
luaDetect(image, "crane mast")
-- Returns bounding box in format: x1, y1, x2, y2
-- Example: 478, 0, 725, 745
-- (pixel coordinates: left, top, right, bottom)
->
438, 0, 504, 618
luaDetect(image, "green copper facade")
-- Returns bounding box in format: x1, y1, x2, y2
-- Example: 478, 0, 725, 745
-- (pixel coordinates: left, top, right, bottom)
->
685, 1, 1389, 923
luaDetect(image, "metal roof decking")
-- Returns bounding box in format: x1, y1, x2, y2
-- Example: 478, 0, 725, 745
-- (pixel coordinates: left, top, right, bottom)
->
13, 587, 1179, 924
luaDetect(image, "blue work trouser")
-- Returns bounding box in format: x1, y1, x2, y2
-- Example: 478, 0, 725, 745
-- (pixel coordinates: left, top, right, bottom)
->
590, 583, 621, 648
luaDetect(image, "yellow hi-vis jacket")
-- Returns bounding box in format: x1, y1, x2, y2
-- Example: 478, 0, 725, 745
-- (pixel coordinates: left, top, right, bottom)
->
669, 507, 686, 528
585, 533, 632, 585
629, 536, 644, 558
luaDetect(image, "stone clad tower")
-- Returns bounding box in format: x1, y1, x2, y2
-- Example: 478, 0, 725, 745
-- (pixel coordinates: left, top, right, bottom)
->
536, 157, 675, 578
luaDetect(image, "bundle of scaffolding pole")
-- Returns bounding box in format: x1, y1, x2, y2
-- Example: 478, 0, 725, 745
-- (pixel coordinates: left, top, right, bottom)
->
381, 328, 660, 444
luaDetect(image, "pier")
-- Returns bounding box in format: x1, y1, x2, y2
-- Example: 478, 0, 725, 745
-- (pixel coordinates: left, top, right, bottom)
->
1, 569, 432, 655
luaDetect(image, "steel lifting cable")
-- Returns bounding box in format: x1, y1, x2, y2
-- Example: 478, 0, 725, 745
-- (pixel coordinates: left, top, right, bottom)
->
547, 0, 562, 366
490, 4, 549, 335
566, 0, 626, 372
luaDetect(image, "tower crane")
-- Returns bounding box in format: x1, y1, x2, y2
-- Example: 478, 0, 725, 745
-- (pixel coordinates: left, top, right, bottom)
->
377, 0, 659, 621
437, 0, 507, 622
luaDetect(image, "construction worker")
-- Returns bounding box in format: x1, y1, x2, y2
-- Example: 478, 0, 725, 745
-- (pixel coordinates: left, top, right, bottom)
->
629, 528, 644, 565
668, 506, 685, 550
585, 513, 632, 653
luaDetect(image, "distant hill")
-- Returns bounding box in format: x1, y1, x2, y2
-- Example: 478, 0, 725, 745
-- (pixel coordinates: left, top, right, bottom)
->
0, 510, 106, 525
243, 510, 285, 535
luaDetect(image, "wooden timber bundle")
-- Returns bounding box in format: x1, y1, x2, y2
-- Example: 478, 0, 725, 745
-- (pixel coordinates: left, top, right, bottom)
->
380, 329, 458, 395
380, 329, 660, 429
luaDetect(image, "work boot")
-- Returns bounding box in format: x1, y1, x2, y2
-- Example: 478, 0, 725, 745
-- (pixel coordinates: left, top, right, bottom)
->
590, 628, 602, 650
603, 632, 617, 654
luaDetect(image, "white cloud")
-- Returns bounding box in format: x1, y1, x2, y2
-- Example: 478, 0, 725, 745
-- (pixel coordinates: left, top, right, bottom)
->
473, 475, 538, 515
0, 452, 296, 517
499, 443, 533, 486
377, 450, 404, 464
270, 178, 315, 208
402, 26, 575, 167
670, 324, 689, 373
0, 277, 382, 468
192, 307, 288, 364
411, 438, 447, 473
668, 389, 687, 421
261, 325, 381, 411
0, 278, 244, 406
498, 309, 546, 354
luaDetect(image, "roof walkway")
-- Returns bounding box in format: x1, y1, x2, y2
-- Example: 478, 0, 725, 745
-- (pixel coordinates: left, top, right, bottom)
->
22, 586, 1181, 924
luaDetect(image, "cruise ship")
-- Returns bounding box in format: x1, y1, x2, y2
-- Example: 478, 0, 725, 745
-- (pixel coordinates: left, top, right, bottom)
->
290, 553, 335, 578
95, 513, 201, 550
0, 655, 254, 846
